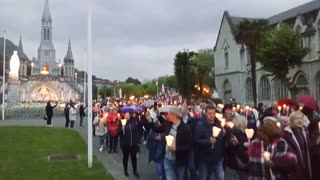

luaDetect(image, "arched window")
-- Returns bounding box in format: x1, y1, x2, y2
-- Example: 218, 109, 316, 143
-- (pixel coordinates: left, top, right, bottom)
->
316, 71, 320, 100
274, 79, 288, 100
224, 47, 229, 69
295, 73, 309, 95
223, 80, 232, 102
44, 29, 47, 40
259, 76, 271, 101
47, 29, 50, 41
245, 78, 253, 101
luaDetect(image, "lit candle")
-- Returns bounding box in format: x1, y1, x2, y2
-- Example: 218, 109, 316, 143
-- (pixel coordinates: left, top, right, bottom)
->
278, 106, 281, 111
227, 121, 234, 128
232, 107, 236, 112
121, 119, 127, 127
165, 135, 174, 147
276, 122, 281, 128
263, 151, 271, 161
215, 113, 223, 121
299, 106, 303, 111
212, 126, 222, 137
318, 122, 320, 132
245, 128, 254, 139
236, 104, 240, 111
220, 118, 226, 128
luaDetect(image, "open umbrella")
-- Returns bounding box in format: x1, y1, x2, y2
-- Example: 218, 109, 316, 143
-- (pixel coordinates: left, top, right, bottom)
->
297, 95, 319, 112
158, 105, 176, 113
278, 98, 299, 110
121, 106, 143, 113
142, 99, 155, 107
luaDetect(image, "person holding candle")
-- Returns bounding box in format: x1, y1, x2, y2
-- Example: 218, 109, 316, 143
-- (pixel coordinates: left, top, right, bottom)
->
107, 108, 120, 153
225, 116, 249, 180
163, 106, 192, 180
283, 111, 312, 180
194, 105, 224, 180
118, 111, 141, 178
249, 118, 297, 180
93, 109, 108, 152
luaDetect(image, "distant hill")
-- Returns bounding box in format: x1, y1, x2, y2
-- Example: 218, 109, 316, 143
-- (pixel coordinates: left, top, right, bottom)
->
0, 38, 19, 57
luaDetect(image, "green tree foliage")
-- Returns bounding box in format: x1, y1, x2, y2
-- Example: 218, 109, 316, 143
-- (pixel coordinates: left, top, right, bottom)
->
174, 50, 196, 102
125, 77, 141, 85
234, 19, 269, 107
257, 23, 309, 90
142, 83, 157, 96
191, 49, 214, 96
92, 84, 98, 99
117, 83, 144, 98
99, 86, 113, 99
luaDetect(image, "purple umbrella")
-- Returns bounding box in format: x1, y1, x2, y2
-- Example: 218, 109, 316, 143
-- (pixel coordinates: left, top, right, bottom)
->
121, 106, 143, 113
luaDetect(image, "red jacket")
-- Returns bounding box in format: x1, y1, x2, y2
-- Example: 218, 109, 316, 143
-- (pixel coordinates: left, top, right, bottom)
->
107, 113, 119, 137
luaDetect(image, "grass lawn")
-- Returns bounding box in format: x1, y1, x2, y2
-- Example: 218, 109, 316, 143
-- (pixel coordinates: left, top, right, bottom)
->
0, 126, 114, 180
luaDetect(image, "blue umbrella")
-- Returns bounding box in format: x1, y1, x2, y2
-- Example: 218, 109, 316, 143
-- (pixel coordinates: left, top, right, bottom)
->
121, 106, 143, 113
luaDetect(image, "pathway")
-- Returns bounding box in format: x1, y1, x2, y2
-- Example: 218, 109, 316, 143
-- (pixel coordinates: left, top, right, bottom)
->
0, 117, 238, 180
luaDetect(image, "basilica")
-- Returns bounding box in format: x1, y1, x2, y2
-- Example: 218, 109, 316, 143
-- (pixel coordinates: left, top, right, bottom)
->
3, 0, 81, 104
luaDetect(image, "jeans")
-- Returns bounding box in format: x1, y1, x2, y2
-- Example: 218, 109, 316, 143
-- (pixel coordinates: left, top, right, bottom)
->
156, 160, 165, 177
164, 158, 185, 180
186, 151, 198, 180
80, 116, 84, 126
198, 160, 224, 180
98, 134, 107, 147
70, 120, 75, 128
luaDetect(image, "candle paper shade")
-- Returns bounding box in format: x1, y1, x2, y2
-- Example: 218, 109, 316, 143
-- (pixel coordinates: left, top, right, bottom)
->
227, 121, 234, 128
276, 122, 281, 128
245, 128, 254, 139
318, 122, 320, 131
263, 151, 271, 161
212, 127, 221, 137
165, 135, 174, 146
215, 113, 223, 121
121, 119, 127, 126
220, 119, 226, 128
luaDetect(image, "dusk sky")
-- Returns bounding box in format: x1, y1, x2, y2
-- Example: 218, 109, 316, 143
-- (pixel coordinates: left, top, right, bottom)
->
0, 0, 311, 82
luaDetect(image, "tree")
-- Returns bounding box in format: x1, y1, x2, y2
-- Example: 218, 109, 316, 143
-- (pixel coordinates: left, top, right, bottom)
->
235, 19, 269, 107
257, 23, 309, 93
99, 86, 113, 99
174, 50, 196, 102
191, 49, 214, 96
125, 77, 141, 85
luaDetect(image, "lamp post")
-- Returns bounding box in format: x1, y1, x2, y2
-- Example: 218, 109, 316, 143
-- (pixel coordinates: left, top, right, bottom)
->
87, 0, 93, 168
2, 29, 6, 120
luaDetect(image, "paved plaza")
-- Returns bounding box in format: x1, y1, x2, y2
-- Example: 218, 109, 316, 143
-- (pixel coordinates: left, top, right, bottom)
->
0, 116, 237, 180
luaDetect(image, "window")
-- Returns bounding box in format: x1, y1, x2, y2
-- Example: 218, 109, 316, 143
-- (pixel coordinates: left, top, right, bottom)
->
245, 78, 253, 101
317, 72, 320, 100
259, 76, 271, 101
223, 80, 232, 103
47, 29, 50, 41
274, 79, 288, 100
295, 73, 309, 95
44, 29, 47, 40
224, 47, 229, 69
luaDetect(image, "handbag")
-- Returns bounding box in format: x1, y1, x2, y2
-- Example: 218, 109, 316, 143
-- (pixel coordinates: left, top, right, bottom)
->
43, 115, 48, 121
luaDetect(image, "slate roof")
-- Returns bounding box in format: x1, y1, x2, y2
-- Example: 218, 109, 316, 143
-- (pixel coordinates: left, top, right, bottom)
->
268, 0, 320, 24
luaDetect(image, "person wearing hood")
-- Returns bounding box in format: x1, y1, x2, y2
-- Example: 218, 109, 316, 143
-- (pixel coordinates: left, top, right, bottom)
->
118, 111, 141, 178
107, 108, 120, 153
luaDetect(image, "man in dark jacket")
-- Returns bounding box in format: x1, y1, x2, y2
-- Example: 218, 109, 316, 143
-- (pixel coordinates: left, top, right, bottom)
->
164, 106, 192, 180
64, 103, 70, 128
181, 106, 198, 180
194, 105, 224, 180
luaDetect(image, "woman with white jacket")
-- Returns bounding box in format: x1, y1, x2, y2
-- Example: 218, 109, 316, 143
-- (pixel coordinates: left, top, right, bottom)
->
69, 104, 77, 128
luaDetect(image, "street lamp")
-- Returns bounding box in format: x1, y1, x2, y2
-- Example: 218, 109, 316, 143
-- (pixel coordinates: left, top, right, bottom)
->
31, 62, 34, 75
2, 29, 6, 120
58, 63, 62, 76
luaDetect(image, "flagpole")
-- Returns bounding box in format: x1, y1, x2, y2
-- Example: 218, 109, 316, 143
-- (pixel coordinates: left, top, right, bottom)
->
87, 0, 93, 168
2, 29, 5, 120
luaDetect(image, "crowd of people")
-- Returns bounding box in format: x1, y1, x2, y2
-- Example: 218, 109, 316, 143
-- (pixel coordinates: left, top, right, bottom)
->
47, 98, 320, 180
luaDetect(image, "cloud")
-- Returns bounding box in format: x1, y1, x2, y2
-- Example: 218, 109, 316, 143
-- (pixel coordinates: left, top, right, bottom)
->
0, 0, 310, 81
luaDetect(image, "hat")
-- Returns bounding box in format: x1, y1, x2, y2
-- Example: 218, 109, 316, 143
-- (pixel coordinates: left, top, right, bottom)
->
169, 106, 182, 118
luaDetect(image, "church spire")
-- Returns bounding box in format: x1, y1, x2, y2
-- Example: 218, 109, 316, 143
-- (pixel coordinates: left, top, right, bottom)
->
65, 38, 73, 60
18, 35, 23, 53
42, 0, 52, 21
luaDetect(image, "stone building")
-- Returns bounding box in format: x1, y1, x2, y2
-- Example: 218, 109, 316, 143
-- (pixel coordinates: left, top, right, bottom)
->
214, 0, 320, 105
